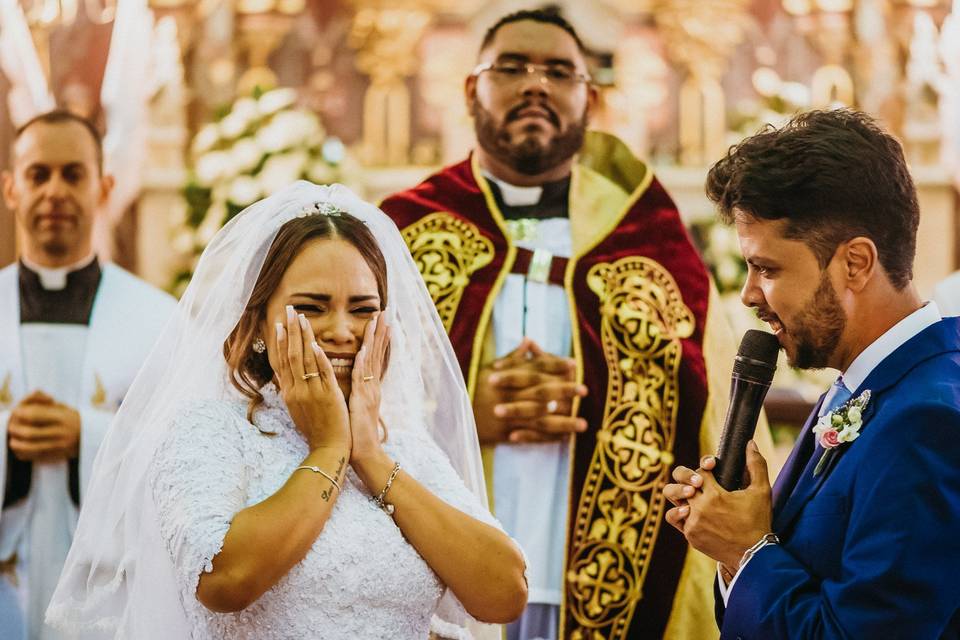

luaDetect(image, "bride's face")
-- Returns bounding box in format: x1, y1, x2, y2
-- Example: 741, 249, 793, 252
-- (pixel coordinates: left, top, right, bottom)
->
261, 236, 381, 398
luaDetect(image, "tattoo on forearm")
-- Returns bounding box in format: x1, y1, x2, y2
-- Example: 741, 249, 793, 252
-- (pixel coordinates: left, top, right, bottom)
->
320, 456, 347, 503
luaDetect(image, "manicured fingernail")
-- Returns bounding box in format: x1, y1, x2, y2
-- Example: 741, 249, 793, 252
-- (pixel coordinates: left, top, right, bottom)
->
683, 486, 695, 497
299, 314, 309, 330
489, 373, 500, 385
494, 404, 506, 417
678, 505, 690, 516
577, 385, 588, 395
691, 474, 702, 485
577, 419, 587, 431
312, 341, 320, 353
275, 322, 284, 339
286, 305, 294, 321
508, 432, 521, 442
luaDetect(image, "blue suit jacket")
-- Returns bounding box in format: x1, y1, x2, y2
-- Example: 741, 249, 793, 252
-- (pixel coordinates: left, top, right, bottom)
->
719, 317, 960, 639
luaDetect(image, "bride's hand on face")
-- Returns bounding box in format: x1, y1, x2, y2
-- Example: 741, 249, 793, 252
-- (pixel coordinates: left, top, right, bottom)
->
348, 314, 390, 464
275, 305, 351, 452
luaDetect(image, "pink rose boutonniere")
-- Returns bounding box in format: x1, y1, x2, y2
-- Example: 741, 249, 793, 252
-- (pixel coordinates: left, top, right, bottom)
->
811, 390, 871, 476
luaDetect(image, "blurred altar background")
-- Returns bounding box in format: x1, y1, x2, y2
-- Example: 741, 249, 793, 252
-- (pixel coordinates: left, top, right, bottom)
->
1, 0, 958, 445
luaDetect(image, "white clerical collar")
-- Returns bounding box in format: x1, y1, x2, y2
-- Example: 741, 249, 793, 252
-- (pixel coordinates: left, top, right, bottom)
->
841, 301, 942, 392
482, 170, 543, 207
20, 253, 98, 291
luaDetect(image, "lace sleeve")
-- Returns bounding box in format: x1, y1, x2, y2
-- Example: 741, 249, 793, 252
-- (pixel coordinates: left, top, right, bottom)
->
149, 400, 252, 601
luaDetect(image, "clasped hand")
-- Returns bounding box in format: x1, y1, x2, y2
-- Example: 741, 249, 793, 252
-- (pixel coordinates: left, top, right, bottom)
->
274, 306, 389, 464
663, 441, 774, 572
6, 390, 81, 462
475, 338, 588, 444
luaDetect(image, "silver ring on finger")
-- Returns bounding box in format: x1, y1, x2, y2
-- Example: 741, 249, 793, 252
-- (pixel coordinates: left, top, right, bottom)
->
545, 399, 559, 414
302, 372, 321, 381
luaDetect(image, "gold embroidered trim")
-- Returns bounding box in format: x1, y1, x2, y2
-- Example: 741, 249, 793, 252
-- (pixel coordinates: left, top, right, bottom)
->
0, 552, 18, 587
0, 373, 11, 407
91, 373, 107, 408
401, 212, 495, 332
566, 256, 694, 639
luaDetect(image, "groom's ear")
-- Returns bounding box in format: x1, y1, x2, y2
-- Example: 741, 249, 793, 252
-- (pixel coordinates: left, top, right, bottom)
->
839, 236, 878, 293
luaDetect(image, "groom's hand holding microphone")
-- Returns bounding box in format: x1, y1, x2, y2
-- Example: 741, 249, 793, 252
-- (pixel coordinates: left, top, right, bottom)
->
664, 330, 779, 577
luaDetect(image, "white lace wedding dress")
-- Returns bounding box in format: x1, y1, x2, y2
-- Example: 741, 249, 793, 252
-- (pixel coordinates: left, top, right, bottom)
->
149, 384, 504, 640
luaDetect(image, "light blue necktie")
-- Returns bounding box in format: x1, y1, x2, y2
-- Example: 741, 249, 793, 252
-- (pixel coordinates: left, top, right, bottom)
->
779, 377, 854, 502
773, 377, 854, 508
819, 377, 853, 418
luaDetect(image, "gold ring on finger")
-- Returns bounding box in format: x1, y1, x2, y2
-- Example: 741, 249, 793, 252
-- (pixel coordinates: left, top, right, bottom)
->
362, 375, 374, 382
302, 372, 321, 381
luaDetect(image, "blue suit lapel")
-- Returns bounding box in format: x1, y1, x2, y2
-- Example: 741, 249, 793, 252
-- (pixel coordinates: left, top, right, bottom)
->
771, 393, 825, 517
772, 317, 960, 534
773, 401, 877, 533
854, 317, 960, 399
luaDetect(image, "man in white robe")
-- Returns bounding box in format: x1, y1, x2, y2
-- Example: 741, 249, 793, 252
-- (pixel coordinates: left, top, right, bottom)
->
0, 110, 176, 640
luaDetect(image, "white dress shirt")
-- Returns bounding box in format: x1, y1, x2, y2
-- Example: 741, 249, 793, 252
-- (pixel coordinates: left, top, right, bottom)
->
718, 301, 943, 606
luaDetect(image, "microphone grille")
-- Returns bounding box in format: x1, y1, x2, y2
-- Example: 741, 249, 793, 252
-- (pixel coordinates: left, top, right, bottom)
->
733, 329, 780, 381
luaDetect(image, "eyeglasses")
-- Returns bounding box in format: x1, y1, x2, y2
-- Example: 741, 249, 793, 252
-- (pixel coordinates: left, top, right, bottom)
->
472, 62, 592, 88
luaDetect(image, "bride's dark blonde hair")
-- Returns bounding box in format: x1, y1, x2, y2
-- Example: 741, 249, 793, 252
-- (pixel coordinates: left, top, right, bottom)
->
223, 213, 388, 420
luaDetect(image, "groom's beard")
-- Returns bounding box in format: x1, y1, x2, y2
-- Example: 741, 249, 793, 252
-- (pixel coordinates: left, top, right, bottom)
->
786, 272, 846, 370
472, 101, 586, 176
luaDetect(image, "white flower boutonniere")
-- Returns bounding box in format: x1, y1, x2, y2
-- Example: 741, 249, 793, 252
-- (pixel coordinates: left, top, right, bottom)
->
811, 389, 871, 476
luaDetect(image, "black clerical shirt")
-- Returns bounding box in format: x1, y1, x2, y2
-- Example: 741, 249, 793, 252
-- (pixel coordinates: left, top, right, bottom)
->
484, 175, 571, 220
18, 257, 101, 325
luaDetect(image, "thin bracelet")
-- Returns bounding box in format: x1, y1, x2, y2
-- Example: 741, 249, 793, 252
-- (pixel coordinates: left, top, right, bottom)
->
295, 465, 341, 492
373, 462, 401, 515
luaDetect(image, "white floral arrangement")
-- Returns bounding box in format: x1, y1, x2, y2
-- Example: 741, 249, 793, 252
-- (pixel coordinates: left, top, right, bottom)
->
171, 88, 354, 294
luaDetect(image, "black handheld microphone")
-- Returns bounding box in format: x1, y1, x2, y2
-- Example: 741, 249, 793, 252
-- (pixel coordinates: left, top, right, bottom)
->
714, 329, 780, 491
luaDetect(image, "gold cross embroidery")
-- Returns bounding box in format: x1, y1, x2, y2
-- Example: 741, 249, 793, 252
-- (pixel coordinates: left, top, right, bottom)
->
0, 373, 11, 408
91, 373, 107, 408
505, 218, 539, 242
0, 553, 18, 587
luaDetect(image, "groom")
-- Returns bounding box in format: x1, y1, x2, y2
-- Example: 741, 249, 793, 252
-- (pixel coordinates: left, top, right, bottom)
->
665, 108, 960, 638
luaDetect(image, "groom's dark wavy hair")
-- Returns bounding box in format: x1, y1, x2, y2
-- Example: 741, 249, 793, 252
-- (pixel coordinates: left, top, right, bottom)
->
706, 108, 919, 290
224, 213, 388, 421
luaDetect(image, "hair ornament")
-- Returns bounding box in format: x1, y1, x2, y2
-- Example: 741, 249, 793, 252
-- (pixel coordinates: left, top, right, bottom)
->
316, 202, 343, 217
296, 201, 345, 219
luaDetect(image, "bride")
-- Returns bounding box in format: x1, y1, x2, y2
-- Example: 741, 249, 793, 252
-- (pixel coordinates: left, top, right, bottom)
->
46, 182, 527, 639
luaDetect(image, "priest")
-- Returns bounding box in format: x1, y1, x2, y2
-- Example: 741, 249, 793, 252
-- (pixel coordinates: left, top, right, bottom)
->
0, 110, 176, 639
380, 9, 775, 640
